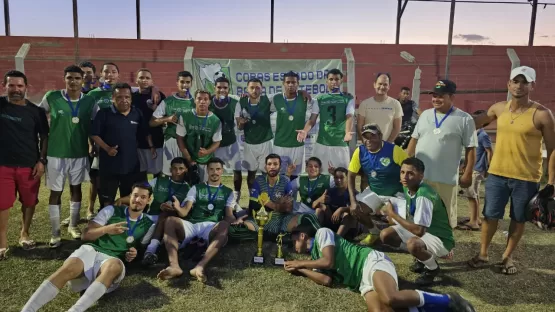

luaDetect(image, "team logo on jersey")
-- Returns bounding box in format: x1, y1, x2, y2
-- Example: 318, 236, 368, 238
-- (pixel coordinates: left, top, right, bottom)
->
198, 63, 232, 95
57, 110, 64, 115
380, 157, 391, 167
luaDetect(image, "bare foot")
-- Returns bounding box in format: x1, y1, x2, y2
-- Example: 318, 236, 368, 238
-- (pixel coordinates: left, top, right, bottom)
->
190, 266, 207, 283
157, 266, 183, 280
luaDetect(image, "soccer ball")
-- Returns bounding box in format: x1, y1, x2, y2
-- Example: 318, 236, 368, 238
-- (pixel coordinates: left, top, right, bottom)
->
213, 71, 226, 81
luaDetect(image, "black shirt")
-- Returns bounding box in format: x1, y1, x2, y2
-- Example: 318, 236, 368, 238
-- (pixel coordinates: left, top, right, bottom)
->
132, 89, 165, 149
91, 105, 149, 175
400, 99, 416, 125
0, 97, 49, 168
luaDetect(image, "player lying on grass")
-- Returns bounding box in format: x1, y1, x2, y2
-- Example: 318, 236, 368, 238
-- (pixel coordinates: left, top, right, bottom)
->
22, 183, 156, 312
285, 225, 475, 312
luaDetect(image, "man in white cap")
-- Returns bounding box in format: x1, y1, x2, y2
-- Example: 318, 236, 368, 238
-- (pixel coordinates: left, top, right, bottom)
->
468, 66, 555, 275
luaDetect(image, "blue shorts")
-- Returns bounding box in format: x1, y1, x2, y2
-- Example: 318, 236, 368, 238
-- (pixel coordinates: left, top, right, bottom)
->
482, 174, 539, 222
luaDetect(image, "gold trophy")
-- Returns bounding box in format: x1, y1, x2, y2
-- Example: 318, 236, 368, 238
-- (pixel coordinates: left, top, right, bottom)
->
252, 192, 272, 264
274, 233, 286, 266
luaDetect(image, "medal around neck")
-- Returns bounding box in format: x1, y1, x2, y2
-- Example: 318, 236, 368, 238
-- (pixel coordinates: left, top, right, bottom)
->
126, 236, 135, 245
433, 128, 441, 135
288, 115, 294, 121
207, 203, 214, 211
72, 117, 80, 124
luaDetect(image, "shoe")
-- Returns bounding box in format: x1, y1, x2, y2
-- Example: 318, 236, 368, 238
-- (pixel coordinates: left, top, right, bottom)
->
49, 237, 62, 249
61, 217, 70, 227
142, 252, 158, 266
86, 213, 97, 221
360, 233, 379, 246
448, 293, 477, 312
68, 226, 82, 239
409, 258, 426, 273
415, 262, 440, 286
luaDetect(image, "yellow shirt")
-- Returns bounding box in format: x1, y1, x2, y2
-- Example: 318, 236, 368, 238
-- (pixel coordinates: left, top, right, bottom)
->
349, 144, 408, 173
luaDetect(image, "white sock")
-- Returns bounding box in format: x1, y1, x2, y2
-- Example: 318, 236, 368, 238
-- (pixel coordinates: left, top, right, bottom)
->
419, 255, 438, 270
67, 281, 107, 312
21, 280, 60, 312
233, 191, 240, 203
69, 201, 82, 227
48, 205, 61, 237
146, 239, 161, 254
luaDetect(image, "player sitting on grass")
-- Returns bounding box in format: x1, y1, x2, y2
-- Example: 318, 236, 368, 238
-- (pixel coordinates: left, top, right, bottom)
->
285, 225, 475, 312
22, 183, 156, 312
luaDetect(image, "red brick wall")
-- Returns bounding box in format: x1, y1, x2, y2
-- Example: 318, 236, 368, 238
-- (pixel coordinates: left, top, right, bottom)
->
1, 36, 554, 117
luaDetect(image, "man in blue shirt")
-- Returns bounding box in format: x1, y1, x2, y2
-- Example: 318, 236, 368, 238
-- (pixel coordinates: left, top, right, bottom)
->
458, 110, 493, 231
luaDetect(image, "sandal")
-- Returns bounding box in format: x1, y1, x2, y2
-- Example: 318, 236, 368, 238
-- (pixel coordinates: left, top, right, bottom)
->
455, 223, 480, 231
19, 239, 37, 250
500, 259, 518, 275
467, 254, 489, 268
0, 248, 8, 260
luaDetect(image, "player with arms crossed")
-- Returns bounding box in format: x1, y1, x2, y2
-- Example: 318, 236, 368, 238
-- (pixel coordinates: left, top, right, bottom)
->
39, 65, 98, 248
285, 224, 475, 312
297, 69, 355, 169
21, 183, 156, 312
157, 157, 236, 282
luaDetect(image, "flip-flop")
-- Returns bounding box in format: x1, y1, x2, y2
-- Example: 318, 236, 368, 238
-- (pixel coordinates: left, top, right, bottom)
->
455, 224, 480, 231
0, 248, 8, 260
19, 239, 36, 250
467, 254, 489, 268
499, 260, 518, 275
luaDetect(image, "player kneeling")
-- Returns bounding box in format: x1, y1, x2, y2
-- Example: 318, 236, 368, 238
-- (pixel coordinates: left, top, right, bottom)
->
21, 183, 155, 312
285, 225, 475, 312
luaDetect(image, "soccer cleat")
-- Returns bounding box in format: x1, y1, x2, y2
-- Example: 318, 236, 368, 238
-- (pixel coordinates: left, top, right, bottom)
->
49, 237, 62, 249
68, 226, 82, 239
415, 262, 440, 286
61, 217, 71, 227
409, 258, 426, 273
142, 252, 158, 266
360, 233, 379, 246
447, 293, 477, 312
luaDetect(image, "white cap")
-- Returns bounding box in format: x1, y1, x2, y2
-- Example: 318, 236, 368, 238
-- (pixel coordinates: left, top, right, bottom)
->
510, 66, 536, 82
356, 188, 384, 212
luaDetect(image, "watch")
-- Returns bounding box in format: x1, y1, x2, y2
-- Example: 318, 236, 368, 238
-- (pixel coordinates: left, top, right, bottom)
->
39, 158, 48, 165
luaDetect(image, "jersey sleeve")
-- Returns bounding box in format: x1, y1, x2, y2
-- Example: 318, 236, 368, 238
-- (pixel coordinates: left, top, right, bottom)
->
315, 228, 335, 251
212, 120, 223, 142
329, 175, 336, 188
140, 223, 156, 245
225, 192, 236, 208
392, 145, 408, 166
284, 181, 293, 196
92, 205, 115, 226
267, 93, 278, 113
91, 104, 100, 120
176, 116, 186, 137
479, 132, 492, 149
234, 102, 242, 118
348, 147, 361, 173
148, 178, 157, 188
38, 93, 50, 112
184, 185, 197, 205
463, 116, 478, 148
290, 178, 300, 195
346, 98, 355, 115
413, 197, 434, 227
411, 111, 423, 139
152, 100, 166, 118
310, 98, 320, 115
229, 94, 240, 101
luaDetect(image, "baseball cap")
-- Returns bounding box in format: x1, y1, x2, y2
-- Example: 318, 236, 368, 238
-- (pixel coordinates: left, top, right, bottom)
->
510, 66, 536, 82
361, 123, 381, 136
429, 79, 457, 95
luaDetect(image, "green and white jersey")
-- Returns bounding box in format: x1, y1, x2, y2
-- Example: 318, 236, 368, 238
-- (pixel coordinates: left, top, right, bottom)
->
152, 93, 195, 141
311, 228, 372, 291
209, 96, 239, 148
291, 174, 334, 206
86, 87, 113, 109
401, 183, 455, 251
312, 93, 355, 147
39, 90, 97, 158
148, 176, 190, 216
176, 109, 222, 164
272, 92, 308, 148
234, 96, 273, 145
86, 205, 155, 259
183, 183, 235, 224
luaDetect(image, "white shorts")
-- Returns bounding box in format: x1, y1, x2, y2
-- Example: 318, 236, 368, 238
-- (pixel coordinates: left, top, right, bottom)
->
214, 141, 243, 171
46, 157, 89, 192
293, 201, 315, 215
359, 250, 398, 297
138, 148, 163, 174
178, 220, 217, 249
161, 138, 182, 176
66, 245, 125, 294
392, 225, 450, 258
312, 143, 350, 169
242, 140, 273, 172
273, 145, 304, 176
197, 164, 208, 183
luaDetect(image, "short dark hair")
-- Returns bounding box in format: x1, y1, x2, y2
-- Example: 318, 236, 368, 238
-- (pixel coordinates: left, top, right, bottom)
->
327, 69, 343, 78
283, 71, 299, 81
136, 68, 152, 76
194, 89, 212, 98
102, 62, 119, 73
112, 82, 132, 94
3, 70, 28, 85
472, 110, 490, 128
307, 157, 322, 168
375, 72, 391, 83
63, 65, 84, 77
79, 61, 96, 73
334, 167, 348, 176
215, 76, 230, 85
132, 182, 153, 197
170, 157, 187, 166
401, 86, 411, 92
291, 224, 317, 239
401, 157, 425, 174
247, 78, 263, 86
177, 71, 193, 80
206, 157, 225, 168
265, 153, 281, 166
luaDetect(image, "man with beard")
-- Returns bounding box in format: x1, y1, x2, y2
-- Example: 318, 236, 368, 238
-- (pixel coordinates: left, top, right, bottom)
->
468, 66, 555, 275
176, 90, 222, 183
157, 157, 236, 282
0, 70, 49, 259
91, 83, 156, 208
39, 65, 98, 248
21, 183, 156, 312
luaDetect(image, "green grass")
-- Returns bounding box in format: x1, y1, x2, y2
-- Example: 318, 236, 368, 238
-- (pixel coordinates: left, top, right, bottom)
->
1, 177, 555, 312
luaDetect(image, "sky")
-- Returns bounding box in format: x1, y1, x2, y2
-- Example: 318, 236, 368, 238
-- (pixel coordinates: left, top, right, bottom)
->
0, 0, 554, 46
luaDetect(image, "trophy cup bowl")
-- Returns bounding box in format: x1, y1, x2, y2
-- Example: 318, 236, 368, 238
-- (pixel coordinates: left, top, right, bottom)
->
253, 192, 271, 264
274, 233, 285, 266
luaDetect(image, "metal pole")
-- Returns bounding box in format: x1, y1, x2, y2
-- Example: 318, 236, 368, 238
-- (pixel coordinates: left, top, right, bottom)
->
270, 0, 274, 43
72, 0, 78, 38
529, 0, 538, 46
444, 0, 456, 79
136, 0, 141, 39
3, 0, 10, 36
395, 0, 401, 44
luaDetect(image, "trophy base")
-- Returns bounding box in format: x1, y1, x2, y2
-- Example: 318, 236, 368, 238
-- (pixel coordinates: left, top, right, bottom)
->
252, 255, 264, 265
274, 258, 285, 266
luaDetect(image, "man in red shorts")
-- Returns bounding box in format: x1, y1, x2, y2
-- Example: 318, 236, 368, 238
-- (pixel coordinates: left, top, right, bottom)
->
0, 70, 49, 259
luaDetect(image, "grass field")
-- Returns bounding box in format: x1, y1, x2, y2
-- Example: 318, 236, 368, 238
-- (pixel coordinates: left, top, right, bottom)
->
1, 176, 555, 312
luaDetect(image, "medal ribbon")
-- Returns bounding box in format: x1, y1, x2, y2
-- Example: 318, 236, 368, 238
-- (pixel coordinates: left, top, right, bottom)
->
126, 208, 143, 239
247, 98, 260, 120
284, 94, 298, 117
434, 105, 454, 129
307, 175, 319, 199
63, 90, 82, 118
206, 183, 223, 207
